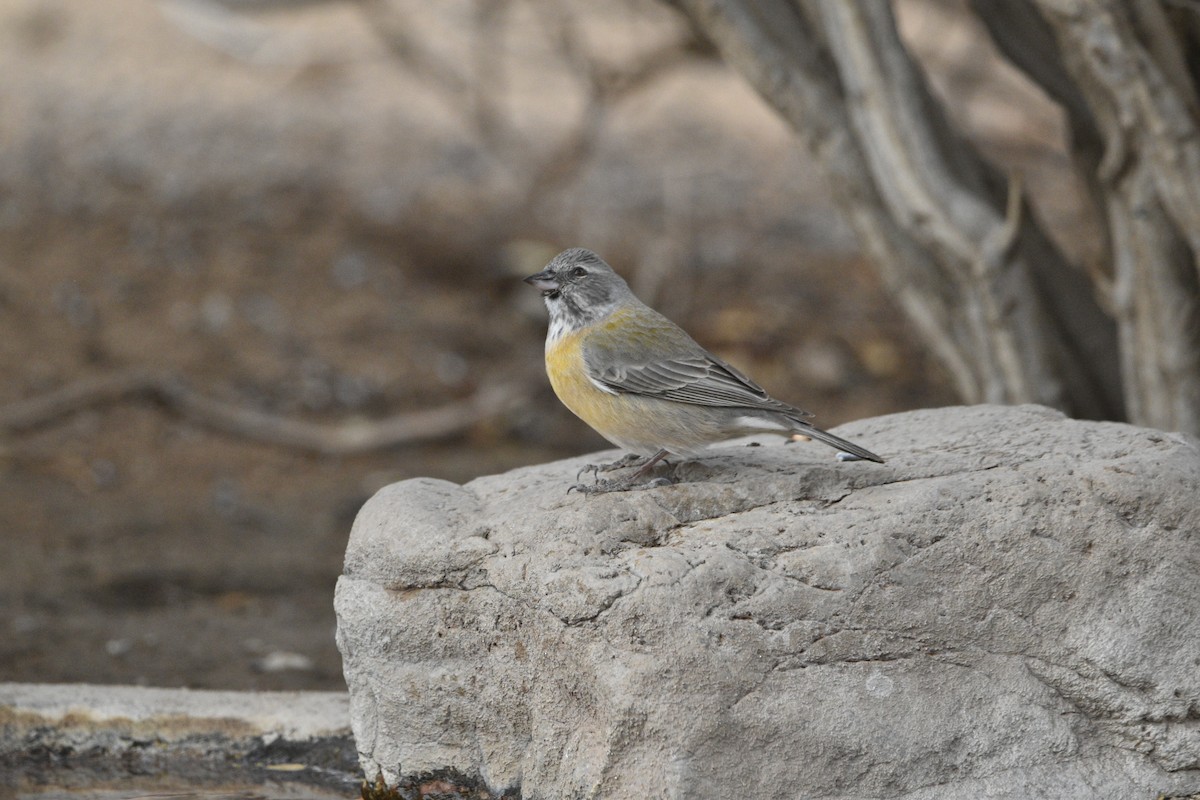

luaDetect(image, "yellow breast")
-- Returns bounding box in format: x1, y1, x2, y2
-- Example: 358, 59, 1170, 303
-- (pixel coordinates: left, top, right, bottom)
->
544, 312, 726, 457
545, 325, 636, 449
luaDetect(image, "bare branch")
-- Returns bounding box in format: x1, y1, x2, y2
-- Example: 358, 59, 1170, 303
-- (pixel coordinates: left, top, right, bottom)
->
0, 371, 522, 457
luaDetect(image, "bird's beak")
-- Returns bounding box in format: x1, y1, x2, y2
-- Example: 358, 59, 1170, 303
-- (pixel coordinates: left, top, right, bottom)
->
523, 269, 559, 294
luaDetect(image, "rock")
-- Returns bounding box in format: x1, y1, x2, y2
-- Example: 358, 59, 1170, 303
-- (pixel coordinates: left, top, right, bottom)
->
0, 683, 355, 781
334, 404, 1200, 799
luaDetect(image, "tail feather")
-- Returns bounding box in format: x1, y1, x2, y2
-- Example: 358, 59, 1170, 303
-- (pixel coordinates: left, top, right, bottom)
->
795, 423, 884, 464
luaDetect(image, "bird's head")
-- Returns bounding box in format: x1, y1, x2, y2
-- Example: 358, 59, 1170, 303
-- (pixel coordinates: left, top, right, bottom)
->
524, 248, 633, 333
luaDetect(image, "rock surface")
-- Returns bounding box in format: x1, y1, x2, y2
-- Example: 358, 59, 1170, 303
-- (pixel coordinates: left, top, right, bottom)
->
335, 404, 1200, 799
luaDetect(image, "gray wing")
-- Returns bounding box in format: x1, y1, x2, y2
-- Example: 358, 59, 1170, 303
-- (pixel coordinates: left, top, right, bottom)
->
591, 350, 812, 417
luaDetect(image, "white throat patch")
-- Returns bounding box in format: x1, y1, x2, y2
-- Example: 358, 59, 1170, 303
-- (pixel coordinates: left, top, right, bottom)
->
544, 297, 617, 347
546, 312, 571, 346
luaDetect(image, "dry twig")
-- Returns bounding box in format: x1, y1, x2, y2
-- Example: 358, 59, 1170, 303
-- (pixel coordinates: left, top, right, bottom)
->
0, 370, 521, 457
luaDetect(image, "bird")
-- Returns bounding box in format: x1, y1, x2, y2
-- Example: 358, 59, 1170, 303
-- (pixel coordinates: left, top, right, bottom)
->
524, 247, 884, 492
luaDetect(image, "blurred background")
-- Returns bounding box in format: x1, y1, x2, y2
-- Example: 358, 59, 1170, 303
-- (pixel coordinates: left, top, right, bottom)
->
0, 0, 1074, 690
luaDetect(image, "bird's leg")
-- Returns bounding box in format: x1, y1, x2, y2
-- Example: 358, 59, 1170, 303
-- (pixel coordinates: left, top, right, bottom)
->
575, 452, 649, 482
570, 449, 672, 494
629, 449, 670, 480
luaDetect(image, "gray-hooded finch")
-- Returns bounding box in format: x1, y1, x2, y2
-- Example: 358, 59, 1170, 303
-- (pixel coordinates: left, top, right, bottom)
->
525, 248, 883, 491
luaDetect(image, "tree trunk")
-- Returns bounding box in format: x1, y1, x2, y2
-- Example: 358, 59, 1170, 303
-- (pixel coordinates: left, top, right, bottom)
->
673, 0, 1200, 433
986, 0, 1200, 432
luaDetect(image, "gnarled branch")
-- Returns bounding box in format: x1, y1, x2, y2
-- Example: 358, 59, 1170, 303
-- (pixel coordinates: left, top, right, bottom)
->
0, 370, 521, 457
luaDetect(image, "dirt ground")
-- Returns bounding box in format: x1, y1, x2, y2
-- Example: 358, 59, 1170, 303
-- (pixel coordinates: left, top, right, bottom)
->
0, 0, 1068, 692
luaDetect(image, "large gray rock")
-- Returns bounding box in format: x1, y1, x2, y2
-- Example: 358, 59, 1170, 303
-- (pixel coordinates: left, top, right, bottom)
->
334, 404, 1200, 799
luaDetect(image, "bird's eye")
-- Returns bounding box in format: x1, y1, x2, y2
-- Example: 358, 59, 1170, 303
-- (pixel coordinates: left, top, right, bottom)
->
570, 266, 587, 278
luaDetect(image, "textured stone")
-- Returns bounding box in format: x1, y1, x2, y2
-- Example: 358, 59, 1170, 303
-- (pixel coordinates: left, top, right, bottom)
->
0, 683, 353, 781
335, 404, 1200, 799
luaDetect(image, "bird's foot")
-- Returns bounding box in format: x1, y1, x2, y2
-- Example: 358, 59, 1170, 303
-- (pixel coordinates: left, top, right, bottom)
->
568, 475, 674, 494
575, 452, 647, 482
569, 449, 673, 494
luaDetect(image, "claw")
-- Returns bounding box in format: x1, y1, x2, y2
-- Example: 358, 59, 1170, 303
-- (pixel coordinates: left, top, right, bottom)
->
568, 475, 674, 494
567, 449, 673, 493
574, 453, 648, 482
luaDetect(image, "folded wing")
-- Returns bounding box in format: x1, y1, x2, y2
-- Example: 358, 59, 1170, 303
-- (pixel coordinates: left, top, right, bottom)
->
590, 349, 812, 418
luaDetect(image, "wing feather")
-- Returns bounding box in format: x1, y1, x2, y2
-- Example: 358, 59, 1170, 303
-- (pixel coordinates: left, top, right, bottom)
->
580, 304, 816, 419
584, 319, 812, 418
